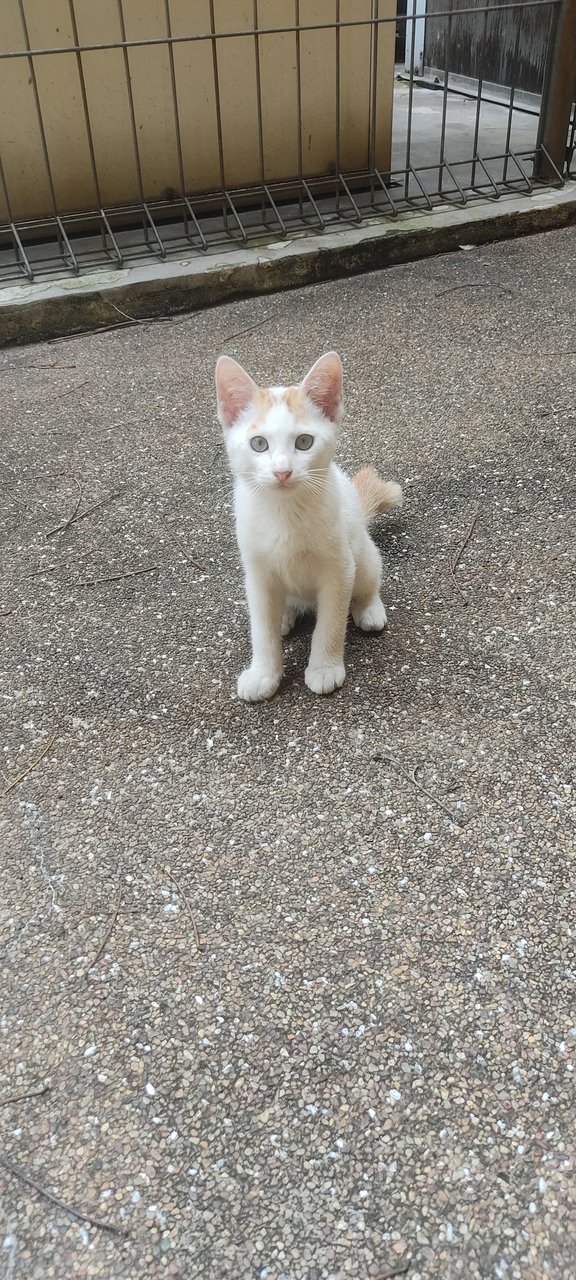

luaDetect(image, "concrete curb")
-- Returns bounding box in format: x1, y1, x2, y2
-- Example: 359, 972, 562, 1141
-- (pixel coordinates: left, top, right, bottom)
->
1, 183, 575, 346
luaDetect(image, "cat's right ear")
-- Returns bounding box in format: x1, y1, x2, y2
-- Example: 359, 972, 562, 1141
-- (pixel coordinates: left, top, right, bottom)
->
215, 356, 257, 428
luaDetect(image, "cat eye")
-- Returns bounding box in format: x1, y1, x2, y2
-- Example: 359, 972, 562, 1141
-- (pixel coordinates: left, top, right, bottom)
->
295, 433, 314, 451
250, 435, 269, 452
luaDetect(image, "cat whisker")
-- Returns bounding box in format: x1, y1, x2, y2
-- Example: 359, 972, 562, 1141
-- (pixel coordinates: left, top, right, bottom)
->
302, 475, 328, 494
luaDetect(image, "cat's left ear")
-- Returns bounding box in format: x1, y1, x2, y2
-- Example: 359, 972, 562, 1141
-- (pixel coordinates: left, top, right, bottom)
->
215, 355, 258, 428
300, 351, 343, 424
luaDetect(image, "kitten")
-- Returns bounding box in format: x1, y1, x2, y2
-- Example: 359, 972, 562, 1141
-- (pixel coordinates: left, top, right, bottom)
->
215, 351, 402, 701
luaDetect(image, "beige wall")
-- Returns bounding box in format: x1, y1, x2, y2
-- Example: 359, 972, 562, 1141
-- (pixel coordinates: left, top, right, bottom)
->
0, 0, 396, 223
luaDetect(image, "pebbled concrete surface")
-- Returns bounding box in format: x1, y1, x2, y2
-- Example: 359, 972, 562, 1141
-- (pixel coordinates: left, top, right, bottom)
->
1, 227, 575, 1280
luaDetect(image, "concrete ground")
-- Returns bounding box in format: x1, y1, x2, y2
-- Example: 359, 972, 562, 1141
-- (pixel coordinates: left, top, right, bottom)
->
1, 225, 575, 1280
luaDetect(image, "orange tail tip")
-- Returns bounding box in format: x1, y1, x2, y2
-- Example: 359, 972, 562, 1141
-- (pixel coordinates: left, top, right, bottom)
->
352, 466, 403, 522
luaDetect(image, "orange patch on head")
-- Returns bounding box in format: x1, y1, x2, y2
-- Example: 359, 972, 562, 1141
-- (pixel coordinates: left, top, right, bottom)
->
246, 385, 307, 432
245, 387, 274, 432
284, 387, 308, 419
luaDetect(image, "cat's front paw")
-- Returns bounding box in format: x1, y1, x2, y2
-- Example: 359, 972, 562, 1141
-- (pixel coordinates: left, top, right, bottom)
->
352, 599, 387, 631
237, 667, 281, 702
305, 662, 346, 695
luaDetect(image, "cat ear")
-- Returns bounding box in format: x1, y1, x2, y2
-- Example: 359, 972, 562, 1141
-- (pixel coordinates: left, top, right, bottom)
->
215, 355, 258, 428
300, 351, 343, 423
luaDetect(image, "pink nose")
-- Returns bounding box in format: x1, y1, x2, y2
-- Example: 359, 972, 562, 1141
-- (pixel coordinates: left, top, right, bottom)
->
274, 470, 293, 484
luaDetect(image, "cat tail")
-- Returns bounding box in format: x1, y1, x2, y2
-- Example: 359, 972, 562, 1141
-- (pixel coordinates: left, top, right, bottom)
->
352, 466, 403, 524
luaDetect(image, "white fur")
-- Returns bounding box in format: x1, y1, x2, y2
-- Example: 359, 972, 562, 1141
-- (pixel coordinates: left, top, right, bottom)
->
216, 353, 390, 701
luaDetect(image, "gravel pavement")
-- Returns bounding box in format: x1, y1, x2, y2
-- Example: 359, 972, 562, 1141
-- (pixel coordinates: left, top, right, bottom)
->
1, 227, 575, 1280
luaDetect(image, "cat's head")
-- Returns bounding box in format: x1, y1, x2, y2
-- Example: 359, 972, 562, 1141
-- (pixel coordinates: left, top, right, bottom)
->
215, 352, 343, 492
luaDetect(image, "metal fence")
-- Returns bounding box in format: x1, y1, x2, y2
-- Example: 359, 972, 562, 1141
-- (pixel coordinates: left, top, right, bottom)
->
0, 0, 574, 286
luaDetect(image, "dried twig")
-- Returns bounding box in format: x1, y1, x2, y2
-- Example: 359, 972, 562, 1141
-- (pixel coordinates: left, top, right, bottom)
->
62, 487, 125, 532
163, 520, 204, 571
40, 379, 90, 404
48, 315, 176, 342
0, 1154, 128, 1237
436, 282, 512, 297
46, 478, 84, 538
0, 362, 77, 373
105, 300, 142, 324
219, 317, 269, 344
84, 883, 123, 973
48, 323, 138, 343
372, 753, 461, 825
375, 1260, 412, 1280
162, 866, 202, 950
0, 1085, 50, 1109
0, 470, 67, 488
21, 549, 99, 580
47, 312, 271, 347
87, 421, 134, 437
30, 490, 123, 546
2, 730, 59, 799
71, 565, 160, 589
449, 509, 479, 602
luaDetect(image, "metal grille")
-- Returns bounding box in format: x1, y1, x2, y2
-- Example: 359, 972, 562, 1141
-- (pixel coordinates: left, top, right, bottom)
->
0, 0, 572, 286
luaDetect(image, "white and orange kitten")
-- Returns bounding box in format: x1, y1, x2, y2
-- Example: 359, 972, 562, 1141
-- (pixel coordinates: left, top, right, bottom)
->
215, 351, 402, 701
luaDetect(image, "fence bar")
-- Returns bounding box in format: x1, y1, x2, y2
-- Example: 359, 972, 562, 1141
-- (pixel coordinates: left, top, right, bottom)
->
438, 1, 454, 193
253, 0, 267, 220
16, 0, 59, 219
338, 174, 363, 223
295, 0, 304, 215
404, 0, 418, 198
535, 0, 576, 178
471, 155, 501, 197
182, 197, 209, 250
164, 0, 187, 204
369, 169, 399, 215
335, 0, 341, 210
368, 0, 380, 176
116, 0, 146, 208
100, 211, 124, 265
68, 0, 103, 209
471, 3, 492, 188
263, 185, 288, 236
408, 164, 434, 208
568, 107, 576, 170
506, 147, 534, 189
442, 160, 468, 204
503, 4, 524, 182
300, 180, 325, 229
9, 223, 34, 280
0, 3, 562, 60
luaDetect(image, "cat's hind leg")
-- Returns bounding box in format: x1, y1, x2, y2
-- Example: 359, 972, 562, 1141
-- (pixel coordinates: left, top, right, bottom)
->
281, 595, 311, 636
351, 534, 387, 631
281, 595, 299, 636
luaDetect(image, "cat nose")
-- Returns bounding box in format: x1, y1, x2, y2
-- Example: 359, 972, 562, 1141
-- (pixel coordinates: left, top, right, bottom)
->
273, 469, 293, 483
